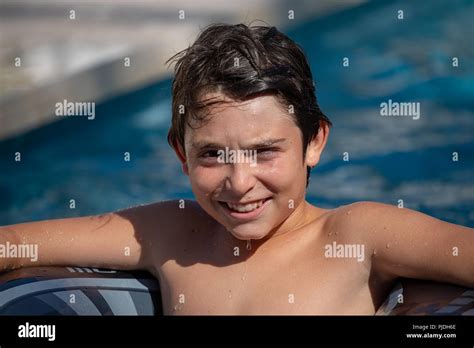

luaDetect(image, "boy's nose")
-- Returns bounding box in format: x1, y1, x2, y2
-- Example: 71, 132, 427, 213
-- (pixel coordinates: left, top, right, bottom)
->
225, 163, 256, 196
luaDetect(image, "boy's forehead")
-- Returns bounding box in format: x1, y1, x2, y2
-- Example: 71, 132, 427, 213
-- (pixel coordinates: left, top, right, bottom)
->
183, 92, 300, 150
189, 92, 292, 128
198, 92, 278, 114
184, 108, 299, 152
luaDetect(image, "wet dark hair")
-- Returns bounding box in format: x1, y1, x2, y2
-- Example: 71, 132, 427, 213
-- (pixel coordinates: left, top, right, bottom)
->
167, 23, 332, 187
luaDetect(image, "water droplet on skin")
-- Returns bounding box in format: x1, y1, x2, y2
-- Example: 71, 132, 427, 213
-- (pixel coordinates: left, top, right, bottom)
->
241, 265, 248, 281
386, 243, 390, 249
373, 249, 377, 256
246, 240, 252, 250
228, 290, 232, 299
346, 210, 351, 215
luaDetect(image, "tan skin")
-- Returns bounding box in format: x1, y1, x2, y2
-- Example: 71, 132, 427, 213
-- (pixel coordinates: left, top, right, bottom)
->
1, 93, 473, 315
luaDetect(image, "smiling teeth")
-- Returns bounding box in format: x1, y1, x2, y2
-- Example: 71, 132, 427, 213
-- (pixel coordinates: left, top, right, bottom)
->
226, 200, 265, 212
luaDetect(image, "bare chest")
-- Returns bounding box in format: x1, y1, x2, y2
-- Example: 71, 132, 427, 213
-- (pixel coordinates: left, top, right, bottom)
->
155, 250, 376, 315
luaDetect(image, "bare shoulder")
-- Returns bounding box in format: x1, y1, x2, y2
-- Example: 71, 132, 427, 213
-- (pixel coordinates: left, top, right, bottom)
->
325, 201, 474, 286
322, 201, 391, 242
115, 199, 212, 235
326, 200, 472, 234
323, 200, 453, 233
322, 200, 433, 253
114, 199, 216, 255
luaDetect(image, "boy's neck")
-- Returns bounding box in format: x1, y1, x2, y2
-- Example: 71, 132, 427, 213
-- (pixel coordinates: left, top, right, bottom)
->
216, 200, 327, 254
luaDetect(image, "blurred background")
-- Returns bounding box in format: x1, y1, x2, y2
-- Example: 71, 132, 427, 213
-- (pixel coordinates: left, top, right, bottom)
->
0, 0, 473, 226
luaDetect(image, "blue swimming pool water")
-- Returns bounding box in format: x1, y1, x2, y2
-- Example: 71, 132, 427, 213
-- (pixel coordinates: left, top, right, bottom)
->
1, 0, 473, 226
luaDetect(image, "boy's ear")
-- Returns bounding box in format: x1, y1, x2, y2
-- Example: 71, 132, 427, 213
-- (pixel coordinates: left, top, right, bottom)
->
172, 140, 189, 176
305, 121, 330, 168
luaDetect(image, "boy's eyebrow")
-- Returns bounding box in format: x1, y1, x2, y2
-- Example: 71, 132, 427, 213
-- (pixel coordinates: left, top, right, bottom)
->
191, 138, 287, 151
246, 138, 287, 149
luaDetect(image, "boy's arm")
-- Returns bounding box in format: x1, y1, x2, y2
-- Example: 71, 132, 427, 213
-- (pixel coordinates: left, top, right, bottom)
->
0, 200, 185, 273
350, 202, 474, 288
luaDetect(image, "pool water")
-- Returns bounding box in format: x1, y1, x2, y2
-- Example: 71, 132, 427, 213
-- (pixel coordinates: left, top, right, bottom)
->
1, 0, 473, 226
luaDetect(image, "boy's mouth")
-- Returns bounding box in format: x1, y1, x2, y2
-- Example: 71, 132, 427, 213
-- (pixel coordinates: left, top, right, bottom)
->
217, 198, 271, 220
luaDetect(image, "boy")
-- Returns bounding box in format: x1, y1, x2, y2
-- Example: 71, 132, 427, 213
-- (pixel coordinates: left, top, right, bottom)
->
0, 24, 473, 315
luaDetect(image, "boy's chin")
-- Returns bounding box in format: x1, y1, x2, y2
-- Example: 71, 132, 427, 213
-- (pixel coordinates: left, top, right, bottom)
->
227, 225, 271, 241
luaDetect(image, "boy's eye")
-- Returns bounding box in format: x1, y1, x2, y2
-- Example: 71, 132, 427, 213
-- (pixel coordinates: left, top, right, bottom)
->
257, 148, 277, 157
201, 150, 219, 158
258, 148, 272, 154
197, 147, 279, 164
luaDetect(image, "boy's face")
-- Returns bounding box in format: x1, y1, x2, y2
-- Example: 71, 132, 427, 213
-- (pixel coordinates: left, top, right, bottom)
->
176, 93, 326, 241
